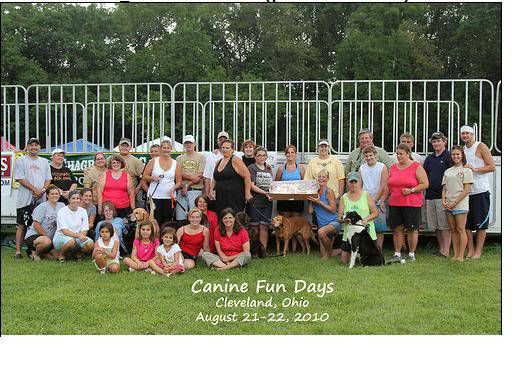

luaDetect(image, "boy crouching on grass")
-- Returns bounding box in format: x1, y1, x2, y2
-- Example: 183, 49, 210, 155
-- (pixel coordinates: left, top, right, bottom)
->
93, 222, 120, 274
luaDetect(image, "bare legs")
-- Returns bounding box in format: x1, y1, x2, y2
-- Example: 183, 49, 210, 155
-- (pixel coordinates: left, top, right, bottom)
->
435, 229, 451, 257
447, 213, 468, 261
318, 225, 337, 260
466, 229, 486, 259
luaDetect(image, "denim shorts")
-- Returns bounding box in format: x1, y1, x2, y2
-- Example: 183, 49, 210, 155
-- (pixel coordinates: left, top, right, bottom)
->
448, 209, 468, 216
320, 221, 342, 233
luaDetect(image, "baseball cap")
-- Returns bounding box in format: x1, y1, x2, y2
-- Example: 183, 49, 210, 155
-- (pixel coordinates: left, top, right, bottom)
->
460, 125, 474, 134
347, 172, 360, 182
429, 132, 447, 142
183, 135, 195, 144
217, 131, 229, 139
26, 137, 40, 146
318, 139, 330, 146
51, 148, 65, 156
119, 138, 132, 146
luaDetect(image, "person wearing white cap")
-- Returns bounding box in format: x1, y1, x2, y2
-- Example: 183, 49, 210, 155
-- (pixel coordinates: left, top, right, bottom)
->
304, 139, 345, 198
460, 124, 496, 259
13, 137, 52, 258
50, 148, 78, 204
175, 135, 206, 220
203, 131, 230, 202
345, 129, 393, 173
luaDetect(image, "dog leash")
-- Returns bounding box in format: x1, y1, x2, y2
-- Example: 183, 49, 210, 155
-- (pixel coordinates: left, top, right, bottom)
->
246, 199, 273, 223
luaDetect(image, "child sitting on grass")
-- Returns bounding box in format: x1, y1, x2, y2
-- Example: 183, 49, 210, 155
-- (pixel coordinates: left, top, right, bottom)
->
149, 227, 185, 277
123, 220, 159, 272
92, 222, 120, 274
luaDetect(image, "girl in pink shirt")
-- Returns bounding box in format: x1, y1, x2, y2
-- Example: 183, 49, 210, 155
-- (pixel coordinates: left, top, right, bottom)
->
123, 220, 160, 272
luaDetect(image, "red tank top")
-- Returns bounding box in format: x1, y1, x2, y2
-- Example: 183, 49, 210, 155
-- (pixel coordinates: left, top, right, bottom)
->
103, 170, 130, 209
388, 162, 423, 207
179, 227, 205, 257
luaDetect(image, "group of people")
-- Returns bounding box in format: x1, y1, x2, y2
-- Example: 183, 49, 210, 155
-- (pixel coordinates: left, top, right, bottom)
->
13, 124, 495, 275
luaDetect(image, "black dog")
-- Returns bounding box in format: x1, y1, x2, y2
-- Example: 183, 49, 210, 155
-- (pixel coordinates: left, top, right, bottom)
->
343, 211, 384, 268
235, 212, 267, 259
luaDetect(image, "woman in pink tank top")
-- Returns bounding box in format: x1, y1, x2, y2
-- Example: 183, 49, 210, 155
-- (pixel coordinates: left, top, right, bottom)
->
387, 144, 429, 262
97, 154, 135, 219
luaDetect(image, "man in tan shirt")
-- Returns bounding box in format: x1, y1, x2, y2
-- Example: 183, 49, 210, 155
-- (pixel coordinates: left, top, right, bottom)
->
115, 138, 145, 207
176, 135, 206, 220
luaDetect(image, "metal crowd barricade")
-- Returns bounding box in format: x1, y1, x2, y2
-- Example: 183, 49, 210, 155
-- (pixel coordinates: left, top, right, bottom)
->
1, 85, 28, 150
330, 79, 495, 154
173, 81, 331, 152
330, 99, 460, 155
24, 83, 173, 151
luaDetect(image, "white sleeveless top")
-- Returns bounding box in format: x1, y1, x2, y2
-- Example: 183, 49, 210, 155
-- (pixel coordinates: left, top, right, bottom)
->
98, 236, 120, 259
464, 141, 490, 195
360, 162, 385, 204
149, 157, 177, 199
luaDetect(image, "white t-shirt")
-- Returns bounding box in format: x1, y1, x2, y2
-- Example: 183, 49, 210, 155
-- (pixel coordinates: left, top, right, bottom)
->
14, 155, 52, 208
55, 206, 90, 237
156, 243, 183, 265
98, 236, 120, 259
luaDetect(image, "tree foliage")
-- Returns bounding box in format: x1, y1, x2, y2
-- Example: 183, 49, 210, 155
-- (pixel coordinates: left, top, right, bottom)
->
0, 3, 501, 85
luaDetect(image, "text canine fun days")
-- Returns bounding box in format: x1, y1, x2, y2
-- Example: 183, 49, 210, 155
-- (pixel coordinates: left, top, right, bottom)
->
191, 278, 335, 298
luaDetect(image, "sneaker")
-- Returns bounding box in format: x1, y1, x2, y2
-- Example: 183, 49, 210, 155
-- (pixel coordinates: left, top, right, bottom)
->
408, 253, 416, 261
391, 254, 402, 262
165, 273, 172, 278
99, 268, 106, 274
14, 252, 23, 259
128, 267, 135, 272
150, 271, 157, 275
144, 268, 152, 272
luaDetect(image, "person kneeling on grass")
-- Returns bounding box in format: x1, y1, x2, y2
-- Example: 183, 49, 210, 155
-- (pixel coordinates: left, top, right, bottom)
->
176, 208, 210, 270
308, 169, 341, 260
24, 184, 65, 261
149, 227, 185, 277
202, 208, 251, 271
123, 220, 159, 272
93, 222, 120, 274
53, 190, 94, 262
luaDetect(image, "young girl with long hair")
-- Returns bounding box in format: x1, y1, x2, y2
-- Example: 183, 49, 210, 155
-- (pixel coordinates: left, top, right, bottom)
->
149, 227, 185, 276
123, 220, 159, 271
93, 222, 120, 274
442, 146, 474, 261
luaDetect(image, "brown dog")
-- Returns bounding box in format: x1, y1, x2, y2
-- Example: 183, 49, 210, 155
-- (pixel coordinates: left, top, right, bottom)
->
130, 207, 160, 239
271, 215, 315, 256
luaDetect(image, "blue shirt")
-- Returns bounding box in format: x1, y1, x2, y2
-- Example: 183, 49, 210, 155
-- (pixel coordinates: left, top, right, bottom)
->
423, 149, 451, 200
314, 188, 338, 227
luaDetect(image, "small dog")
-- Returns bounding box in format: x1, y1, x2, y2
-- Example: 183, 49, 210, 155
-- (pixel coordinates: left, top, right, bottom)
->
343, 211, 384, 269
130, 207, 160, 239
271, 215, 315, 256
235, 212, 267, 259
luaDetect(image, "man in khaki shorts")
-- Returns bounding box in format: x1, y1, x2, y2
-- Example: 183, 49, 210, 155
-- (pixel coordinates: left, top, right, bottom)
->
423, 132, 451, 257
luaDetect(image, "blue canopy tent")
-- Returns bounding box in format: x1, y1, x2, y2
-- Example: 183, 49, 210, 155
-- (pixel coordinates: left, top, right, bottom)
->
42, 139, 107, 153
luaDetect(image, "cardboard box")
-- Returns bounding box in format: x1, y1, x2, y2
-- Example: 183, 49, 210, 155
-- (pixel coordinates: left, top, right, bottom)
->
268, 180, 319, 201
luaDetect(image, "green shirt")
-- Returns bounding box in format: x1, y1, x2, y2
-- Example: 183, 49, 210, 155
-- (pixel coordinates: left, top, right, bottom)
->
342, 191, 377, 241
345, 146, 392, 173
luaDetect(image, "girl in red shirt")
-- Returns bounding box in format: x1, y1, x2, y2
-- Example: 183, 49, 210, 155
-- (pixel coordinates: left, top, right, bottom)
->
195, 194, 219, 253
176, 208, 210, 270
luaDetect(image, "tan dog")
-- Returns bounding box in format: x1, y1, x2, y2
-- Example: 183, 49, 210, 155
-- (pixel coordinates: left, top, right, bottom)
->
271, 215, 315, 256
130, 207, 160, 239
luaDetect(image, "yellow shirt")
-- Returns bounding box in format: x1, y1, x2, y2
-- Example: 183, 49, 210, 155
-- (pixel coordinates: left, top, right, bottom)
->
304, 155, 345, 197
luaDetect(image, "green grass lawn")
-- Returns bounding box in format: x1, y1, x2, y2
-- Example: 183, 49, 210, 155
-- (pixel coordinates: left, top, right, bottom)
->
1, 243, 501, 335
